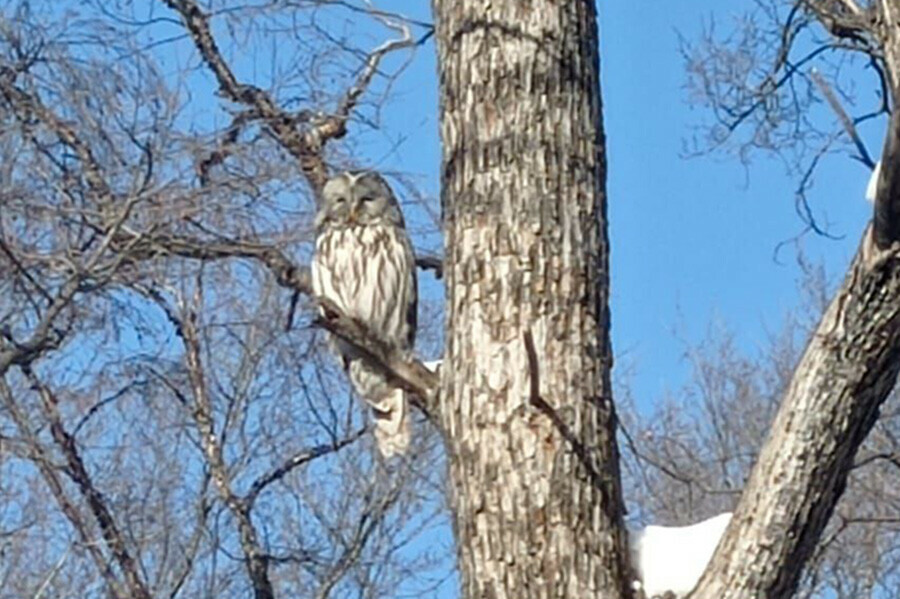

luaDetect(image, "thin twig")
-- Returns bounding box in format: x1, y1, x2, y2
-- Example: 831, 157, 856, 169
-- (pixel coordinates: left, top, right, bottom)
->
245, 427, 367, 506
810, 67, 875, 167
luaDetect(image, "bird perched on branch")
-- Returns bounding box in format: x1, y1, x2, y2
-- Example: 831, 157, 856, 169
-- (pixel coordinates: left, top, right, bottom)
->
312, 170, 417, 457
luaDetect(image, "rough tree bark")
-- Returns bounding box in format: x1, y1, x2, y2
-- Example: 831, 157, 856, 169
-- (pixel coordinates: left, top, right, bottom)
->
432, 2, 630, 598
692, 226, 900, 599
874, 0, 900, 247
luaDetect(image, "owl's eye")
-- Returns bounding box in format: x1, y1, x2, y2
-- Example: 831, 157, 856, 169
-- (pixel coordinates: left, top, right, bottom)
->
334, 196, 346, 204
360, 195, 375, 203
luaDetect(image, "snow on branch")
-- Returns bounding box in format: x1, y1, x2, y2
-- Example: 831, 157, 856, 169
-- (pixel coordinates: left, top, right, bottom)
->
629, 513, 732, 599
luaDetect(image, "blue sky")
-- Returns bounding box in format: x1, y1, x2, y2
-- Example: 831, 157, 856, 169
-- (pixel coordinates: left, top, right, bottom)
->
365, 1, 879, 408
601, 3, 878, 404
174, 3, 883, 593
9, 2, 880, 596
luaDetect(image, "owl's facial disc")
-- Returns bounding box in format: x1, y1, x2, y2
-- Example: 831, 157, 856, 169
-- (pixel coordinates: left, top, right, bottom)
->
319, 170, 401, 229
351, 192, 384, 225
330, 195, 351, 224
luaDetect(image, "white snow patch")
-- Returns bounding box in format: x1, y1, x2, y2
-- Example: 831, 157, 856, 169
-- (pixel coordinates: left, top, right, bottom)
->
629, 512, 732, 599
866, 161, 881, 203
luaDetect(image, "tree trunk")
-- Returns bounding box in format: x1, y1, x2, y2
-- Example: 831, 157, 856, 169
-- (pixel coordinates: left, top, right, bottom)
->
432, 2, 630, 598
874, 0, 900, 248
692, 226, 900, 599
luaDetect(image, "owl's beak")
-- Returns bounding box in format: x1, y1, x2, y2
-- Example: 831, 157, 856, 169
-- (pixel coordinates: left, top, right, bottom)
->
347, 206, 359, 224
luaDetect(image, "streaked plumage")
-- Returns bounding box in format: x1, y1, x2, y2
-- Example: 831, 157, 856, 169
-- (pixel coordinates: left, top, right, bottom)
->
312, 170, 416, 457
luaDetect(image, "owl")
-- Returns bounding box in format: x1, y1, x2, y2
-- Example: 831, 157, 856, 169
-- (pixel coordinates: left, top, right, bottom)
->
312, 170, 417, 457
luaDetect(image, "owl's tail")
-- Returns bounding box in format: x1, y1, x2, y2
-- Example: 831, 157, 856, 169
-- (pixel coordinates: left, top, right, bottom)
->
370, 388, 409, 458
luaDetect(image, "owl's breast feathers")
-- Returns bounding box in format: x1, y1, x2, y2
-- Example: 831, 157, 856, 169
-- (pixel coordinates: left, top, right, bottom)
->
312, 222, 416, 351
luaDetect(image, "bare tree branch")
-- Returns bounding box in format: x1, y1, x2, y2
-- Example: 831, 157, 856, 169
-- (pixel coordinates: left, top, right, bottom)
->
313, 482, 405, 599
810, 68, 876, 167
245, 427, 367, 507
23, 371, 153, 599
803, 0, 870, 40
0, 64, 114, 207
120, 231, 441, 413
315, 299, 439, 417
31, 548, 71, 599
0, 4, 449, 597
161, 0, 424, 194
0, 379, 128, 599
153, 285, 275, 599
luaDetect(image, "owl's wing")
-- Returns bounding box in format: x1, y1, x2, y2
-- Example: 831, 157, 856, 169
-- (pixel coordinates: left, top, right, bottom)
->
405, 246, 418, 350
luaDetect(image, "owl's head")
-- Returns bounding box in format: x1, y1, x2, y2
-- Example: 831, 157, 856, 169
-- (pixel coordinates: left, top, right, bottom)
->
318, 170, 404, 229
